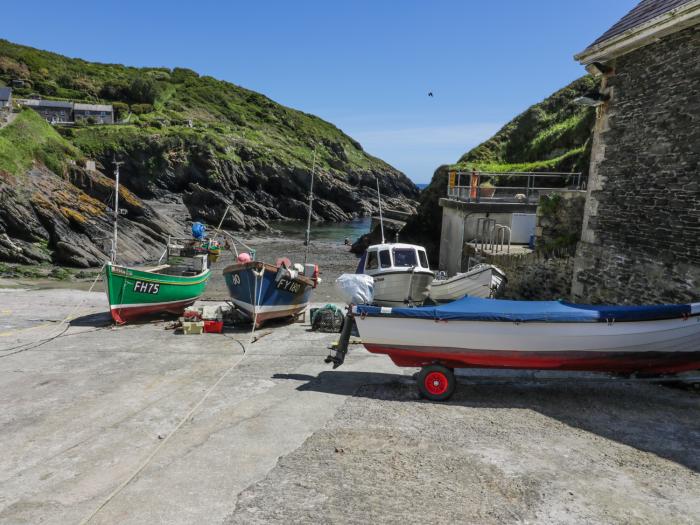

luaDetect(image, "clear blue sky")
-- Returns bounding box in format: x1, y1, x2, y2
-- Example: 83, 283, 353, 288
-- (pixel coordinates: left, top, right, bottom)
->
3, 0, 637, 183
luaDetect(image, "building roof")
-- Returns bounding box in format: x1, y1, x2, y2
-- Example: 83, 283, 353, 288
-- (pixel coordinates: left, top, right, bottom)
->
576, 0, 700, 64
74, 103, 113, 112
20, 99, 73, 109
591, 0, 694, 46
0, 87, 11, 100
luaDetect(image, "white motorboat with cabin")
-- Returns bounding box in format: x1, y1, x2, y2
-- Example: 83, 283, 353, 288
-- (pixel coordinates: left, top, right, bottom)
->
359, 243, 434, 306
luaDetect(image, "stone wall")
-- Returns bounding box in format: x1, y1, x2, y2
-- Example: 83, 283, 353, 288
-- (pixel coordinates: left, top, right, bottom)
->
484, 250, 575, 301
455, 192, 585, 300
535, 191, 586, 257
572, 25, 700, 304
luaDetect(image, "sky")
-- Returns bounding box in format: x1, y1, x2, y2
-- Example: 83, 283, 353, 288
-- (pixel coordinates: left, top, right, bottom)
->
2, 0, 638, 183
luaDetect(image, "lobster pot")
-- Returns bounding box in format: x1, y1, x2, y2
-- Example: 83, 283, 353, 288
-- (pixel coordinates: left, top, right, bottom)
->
168, 244, 185, 257
193, 254, 208, 273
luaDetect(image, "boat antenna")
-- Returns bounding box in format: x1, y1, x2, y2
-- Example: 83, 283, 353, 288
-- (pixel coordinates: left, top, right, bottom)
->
303, 146, 316, 266
376, 178, 385, 244
111, 158, 124, 264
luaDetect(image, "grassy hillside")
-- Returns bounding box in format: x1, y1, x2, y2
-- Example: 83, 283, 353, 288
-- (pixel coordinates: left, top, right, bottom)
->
454, 76, 597, 173
0, 39, 388, 177
402, 76, 597, 262
0, 110, 80, 176
0, 39, 418, 267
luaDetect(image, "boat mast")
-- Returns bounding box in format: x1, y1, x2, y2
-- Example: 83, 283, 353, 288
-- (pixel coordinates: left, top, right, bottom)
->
376, 179, 385, 244
111, 159, 124, 264
303, 146, 316, 266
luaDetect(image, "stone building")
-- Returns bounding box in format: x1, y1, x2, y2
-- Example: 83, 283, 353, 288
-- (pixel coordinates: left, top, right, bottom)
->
572, 0, 700, 304
20, 99, 73, 123
74, 103, 114, 124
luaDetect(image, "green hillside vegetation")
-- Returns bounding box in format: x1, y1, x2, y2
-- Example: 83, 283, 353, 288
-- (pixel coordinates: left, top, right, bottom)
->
402, 76, 598, 262
0, 109, 80, 176
0, 39, 417, 268
0, 39, 379, 176
453, 76, 597, 173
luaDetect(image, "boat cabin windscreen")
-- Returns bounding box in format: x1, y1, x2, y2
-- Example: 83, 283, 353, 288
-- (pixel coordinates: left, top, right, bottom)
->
365, 250, 378, 270
392, 247, 417, 267
379, 250, 391, 268
418, 249, 429, 269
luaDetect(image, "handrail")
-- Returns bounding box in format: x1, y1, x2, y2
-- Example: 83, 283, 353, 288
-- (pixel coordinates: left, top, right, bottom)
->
447, 170, 584, 204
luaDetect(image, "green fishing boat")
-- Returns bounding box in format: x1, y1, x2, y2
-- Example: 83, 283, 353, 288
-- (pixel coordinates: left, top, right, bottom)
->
102, 160, 212, 324
104, 261, 211, 324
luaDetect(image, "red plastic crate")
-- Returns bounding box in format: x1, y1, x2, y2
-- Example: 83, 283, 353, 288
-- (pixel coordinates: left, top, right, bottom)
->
203, 320, 223, 333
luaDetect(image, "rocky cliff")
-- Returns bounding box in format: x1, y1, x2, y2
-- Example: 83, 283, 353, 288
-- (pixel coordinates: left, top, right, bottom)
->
0, 40, 418, 267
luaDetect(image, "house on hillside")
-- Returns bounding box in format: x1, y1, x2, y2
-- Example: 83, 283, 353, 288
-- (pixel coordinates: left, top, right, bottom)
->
572, 0, 700, 303
74, 103, 114, 124
0, 87, 11, 109
16, 98, 115, 125
20, 99, 73, 123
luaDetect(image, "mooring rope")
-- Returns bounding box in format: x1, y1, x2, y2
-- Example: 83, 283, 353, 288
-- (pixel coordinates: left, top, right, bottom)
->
249, 266, 265, 345
78, 346, 246, 524
0, 264, 106, 357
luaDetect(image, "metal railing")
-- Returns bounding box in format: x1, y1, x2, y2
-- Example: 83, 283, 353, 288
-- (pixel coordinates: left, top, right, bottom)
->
471, 219, 511, 254
446, 170, 584, 204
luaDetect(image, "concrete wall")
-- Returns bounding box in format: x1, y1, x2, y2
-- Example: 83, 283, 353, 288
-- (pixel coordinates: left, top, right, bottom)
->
438, 199, 538, 276
438, 205, 465, 276
572, 25, 700, 304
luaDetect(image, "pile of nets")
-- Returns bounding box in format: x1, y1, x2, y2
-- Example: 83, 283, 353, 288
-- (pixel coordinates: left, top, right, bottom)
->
311, 304, 344, 333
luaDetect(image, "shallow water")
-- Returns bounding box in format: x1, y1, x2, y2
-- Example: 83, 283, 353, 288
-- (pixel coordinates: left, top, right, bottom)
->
270, 218, 371, 243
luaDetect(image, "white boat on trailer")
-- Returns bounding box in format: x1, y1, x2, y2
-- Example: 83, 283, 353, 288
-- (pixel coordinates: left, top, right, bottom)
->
430, 264, 506, 302
344, 296, 700, 400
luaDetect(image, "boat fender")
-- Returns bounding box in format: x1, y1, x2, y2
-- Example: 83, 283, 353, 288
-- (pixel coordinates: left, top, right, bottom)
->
312, 264, 320, 288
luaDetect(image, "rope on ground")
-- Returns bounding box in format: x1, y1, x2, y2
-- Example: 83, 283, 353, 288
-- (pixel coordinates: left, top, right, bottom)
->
0, 265, 107, 357
78, 341, 248, 525
249, 266, 265, 346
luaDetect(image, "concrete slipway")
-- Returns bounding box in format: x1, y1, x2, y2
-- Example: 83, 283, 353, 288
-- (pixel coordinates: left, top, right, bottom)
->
0, 287, 698, 524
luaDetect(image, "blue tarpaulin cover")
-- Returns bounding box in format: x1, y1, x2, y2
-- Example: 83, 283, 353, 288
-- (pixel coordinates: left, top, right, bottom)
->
355, 296, 691, 323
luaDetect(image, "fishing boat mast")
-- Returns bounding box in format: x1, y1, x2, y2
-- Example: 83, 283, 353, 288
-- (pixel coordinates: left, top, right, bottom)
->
376, 178, 385, 244
111, 159, 124, 263
303, 147, 316, 266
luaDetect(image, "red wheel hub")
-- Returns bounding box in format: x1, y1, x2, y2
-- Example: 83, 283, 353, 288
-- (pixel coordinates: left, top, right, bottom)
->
424, 371, 448, 395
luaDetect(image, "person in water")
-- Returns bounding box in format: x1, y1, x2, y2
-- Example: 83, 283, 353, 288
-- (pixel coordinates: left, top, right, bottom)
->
344, 237, 350, 246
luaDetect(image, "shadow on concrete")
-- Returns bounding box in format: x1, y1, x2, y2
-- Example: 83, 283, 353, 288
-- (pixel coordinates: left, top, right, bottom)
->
275, 370, 700, 473
69, 311, 113, 327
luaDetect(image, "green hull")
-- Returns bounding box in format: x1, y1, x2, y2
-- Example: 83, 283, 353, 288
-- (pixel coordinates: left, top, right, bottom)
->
103, 263, 211, 324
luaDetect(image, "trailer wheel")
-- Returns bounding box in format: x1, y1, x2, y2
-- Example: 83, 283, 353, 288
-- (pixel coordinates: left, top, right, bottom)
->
417, 365, 456, 401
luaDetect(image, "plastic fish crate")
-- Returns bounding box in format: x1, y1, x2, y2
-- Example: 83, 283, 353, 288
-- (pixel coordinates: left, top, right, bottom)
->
182, 321, 204, 335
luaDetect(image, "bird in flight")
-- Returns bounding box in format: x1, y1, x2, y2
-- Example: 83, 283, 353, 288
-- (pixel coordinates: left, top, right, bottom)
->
428, 92, 434, 97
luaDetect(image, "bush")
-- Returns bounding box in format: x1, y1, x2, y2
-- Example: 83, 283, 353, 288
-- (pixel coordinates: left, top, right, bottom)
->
99, 81, 129, 101
131, 103, 153, 115
171, 68, 199, 83
112, 101, 129, 119
34, 80, 59, 96
127, 76, 160, 104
